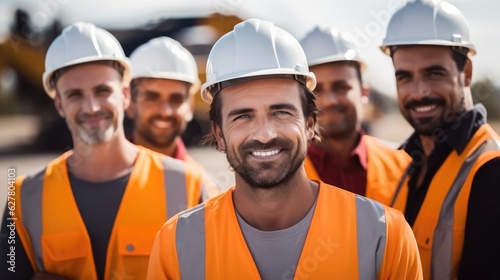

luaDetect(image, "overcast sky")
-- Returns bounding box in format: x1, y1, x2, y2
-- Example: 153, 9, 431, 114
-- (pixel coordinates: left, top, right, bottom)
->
2, 0, 498, 96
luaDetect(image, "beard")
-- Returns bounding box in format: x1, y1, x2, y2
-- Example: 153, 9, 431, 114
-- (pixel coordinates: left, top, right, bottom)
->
136, 116, 182, 148
226, 137, 306, 190
317, 105, 357, 140
403, 96, 466, 136
70, 110, 118, 145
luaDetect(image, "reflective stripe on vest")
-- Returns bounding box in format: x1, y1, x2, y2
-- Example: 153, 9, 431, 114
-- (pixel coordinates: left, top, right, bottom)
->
20, 155, 188, 272
390, 137, 500, 279
175, 195, 387, 279
432, 138, 500, 279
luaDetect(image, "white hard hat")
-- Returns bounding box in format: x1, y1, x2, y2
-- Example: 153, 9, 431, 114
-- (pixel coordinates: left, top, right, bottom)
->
381, 0, 475, 56
201, 18, 316, 103
300, 25, 365, 70
130, 37, 200, 94
42, 21, 131, 99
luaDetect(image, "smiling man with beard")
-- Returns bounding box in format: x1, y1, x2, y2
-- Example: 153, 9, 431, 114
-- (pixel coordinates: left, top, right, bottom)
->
381, 0, 500, 279
127, 37, 221, 201
147, 18, 423, 280
299, 25, 410, 206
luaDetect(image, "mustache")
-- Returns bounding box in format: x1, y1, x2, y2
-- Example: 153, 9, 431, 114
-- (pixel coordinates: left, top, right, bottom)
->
240, 138, 291, 152
149, 115, 177, 123
404, 97, 445, 110
76, 111, 111, 123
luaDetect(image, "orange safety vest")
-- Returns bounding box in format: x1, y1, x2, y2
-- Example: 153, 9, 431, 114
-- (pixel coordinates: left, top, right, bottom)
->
13, 147, 207, 280
391, 124, 500, 280
148, 181, 423, 279
305, 135, 410, 205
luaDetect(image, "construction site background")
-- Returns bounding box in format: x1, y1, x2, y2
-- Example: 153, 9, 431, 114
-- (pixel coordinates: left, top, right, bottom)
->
1, 8, 500, 216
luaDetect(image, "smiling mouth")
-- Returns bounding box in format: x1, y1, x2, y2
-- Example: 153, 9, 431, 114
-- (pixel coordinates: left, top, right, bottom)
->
152, 119, 172, 129
251, 149, 280, 157
413, 104, 438, 112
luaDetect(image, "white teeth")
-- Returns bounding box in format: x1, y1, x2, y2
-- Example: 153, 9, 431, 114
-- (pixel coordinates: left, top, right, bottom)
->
414, 105, 437, 112
252, 150, 279, 157
153, 120, 170, 128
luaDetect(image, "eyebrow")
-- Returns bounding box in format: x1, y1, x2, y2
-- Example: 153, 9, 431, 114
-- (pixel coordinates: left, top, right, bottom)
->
227, 103, 299, 118
423, 65, 448, 73
395, 64, 448, 76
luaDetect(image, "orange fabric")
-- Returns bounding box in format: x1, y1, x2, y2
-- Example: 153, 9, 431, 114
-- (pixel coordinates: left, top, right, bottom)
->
305, 135, 410, 205
14, 147, 204, 280
148, 182, 423, 279
391, 124, 500, 279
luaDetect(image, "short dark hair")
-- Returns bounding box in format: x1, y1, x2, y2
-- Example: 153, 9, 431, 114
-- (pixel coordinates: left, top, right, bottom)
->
201, 80, 321, 147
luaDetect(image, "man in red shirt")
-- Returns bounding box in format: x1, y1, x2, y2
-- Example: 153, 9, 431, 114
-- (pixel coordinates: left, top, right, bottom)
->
299, 26, 410, 205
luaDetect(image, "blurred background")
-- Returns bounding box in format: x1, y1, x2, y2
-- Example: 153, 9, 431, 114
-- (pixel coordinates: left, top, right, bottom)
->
1, 0, 499, 211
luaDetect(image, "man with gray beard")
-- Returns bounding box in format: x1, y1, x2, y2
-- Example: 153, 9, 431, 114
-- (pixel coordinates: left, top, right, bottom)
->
0, 22, 216, 280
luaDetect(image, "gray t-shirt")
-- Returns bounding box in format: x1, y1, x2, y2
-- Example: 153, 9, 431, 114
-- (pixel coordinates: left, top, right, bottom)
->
236, 201, 317, 280
69, 170, 131, 280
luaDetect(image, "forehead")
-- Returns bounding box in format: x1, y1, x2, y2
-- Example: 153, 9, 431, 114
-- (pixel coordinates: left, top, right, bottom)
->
135, 78, 188, 94
57, 63, 122, 89
219, 78, 301, 108
392, 45, 454, 69
311, 62, 359, 81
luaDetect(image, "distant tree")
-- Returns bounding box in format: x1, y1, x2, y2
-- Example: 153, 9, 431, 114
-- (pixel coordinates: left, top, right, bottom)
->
471, 78, 500, 120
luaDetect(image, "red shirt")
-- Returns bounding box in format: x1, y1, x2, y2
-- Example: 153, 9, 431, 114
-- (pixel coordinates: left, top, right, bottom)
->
307, 135, 368, 196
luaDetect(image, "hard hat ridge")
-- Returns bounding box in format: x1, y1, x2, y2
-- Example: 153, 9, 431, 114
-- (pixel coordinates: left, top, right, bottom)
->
380, 0, 475, 56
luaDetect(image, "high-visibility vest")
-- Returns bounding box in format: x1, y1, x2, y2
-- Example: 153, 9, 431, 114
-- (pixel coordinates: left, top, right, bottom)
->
147, 181, 423, 280
391, 124, 500, 280
305, 135, 410, 205
13, 147, 207, 280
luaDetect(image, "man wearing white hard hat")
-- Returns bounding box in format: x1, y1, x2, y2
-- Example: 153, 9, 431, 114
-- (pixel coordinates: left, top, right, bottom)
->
299, 25, 410, 206
0, 22, 217, 280
127, 37, 221, 201
147, 18, 423, 279
381, 0, 500, 279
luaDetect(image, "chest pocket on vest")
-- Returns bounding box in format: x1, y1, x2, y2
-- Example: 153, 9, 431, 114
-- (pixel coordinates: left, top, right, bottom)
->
116, 225, 159, 278
41, 231, 90, 276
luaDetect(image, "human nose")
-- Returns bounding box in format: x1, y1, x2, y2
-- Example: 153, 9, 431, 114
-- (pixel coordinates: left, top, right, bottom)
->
158, 100, 174, 116
82, 94, 100, 113
251, 116, 277, 144
408, 78, 431, 97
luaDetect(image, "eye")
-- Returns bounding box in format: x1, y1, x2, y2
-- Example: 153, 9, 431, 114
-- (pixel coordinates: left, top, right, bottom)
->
332, 84, 351, 95
273, 110, 292, 117
66, 91, 82, 99
169, 94, 186, 105
233, 114, 251, 121
395, 73, 410, 82
140, 92, 159, 102
428, 70, 445, 78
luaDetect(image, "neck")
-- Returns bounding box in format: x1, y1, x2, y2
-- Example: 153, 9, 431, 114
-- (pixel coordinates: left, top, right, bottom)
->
232, 168, 319, 231
419, 134, 436, 157
133, 131, 178, 157
314, 130, 361, 165
69, 133, 139, 182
